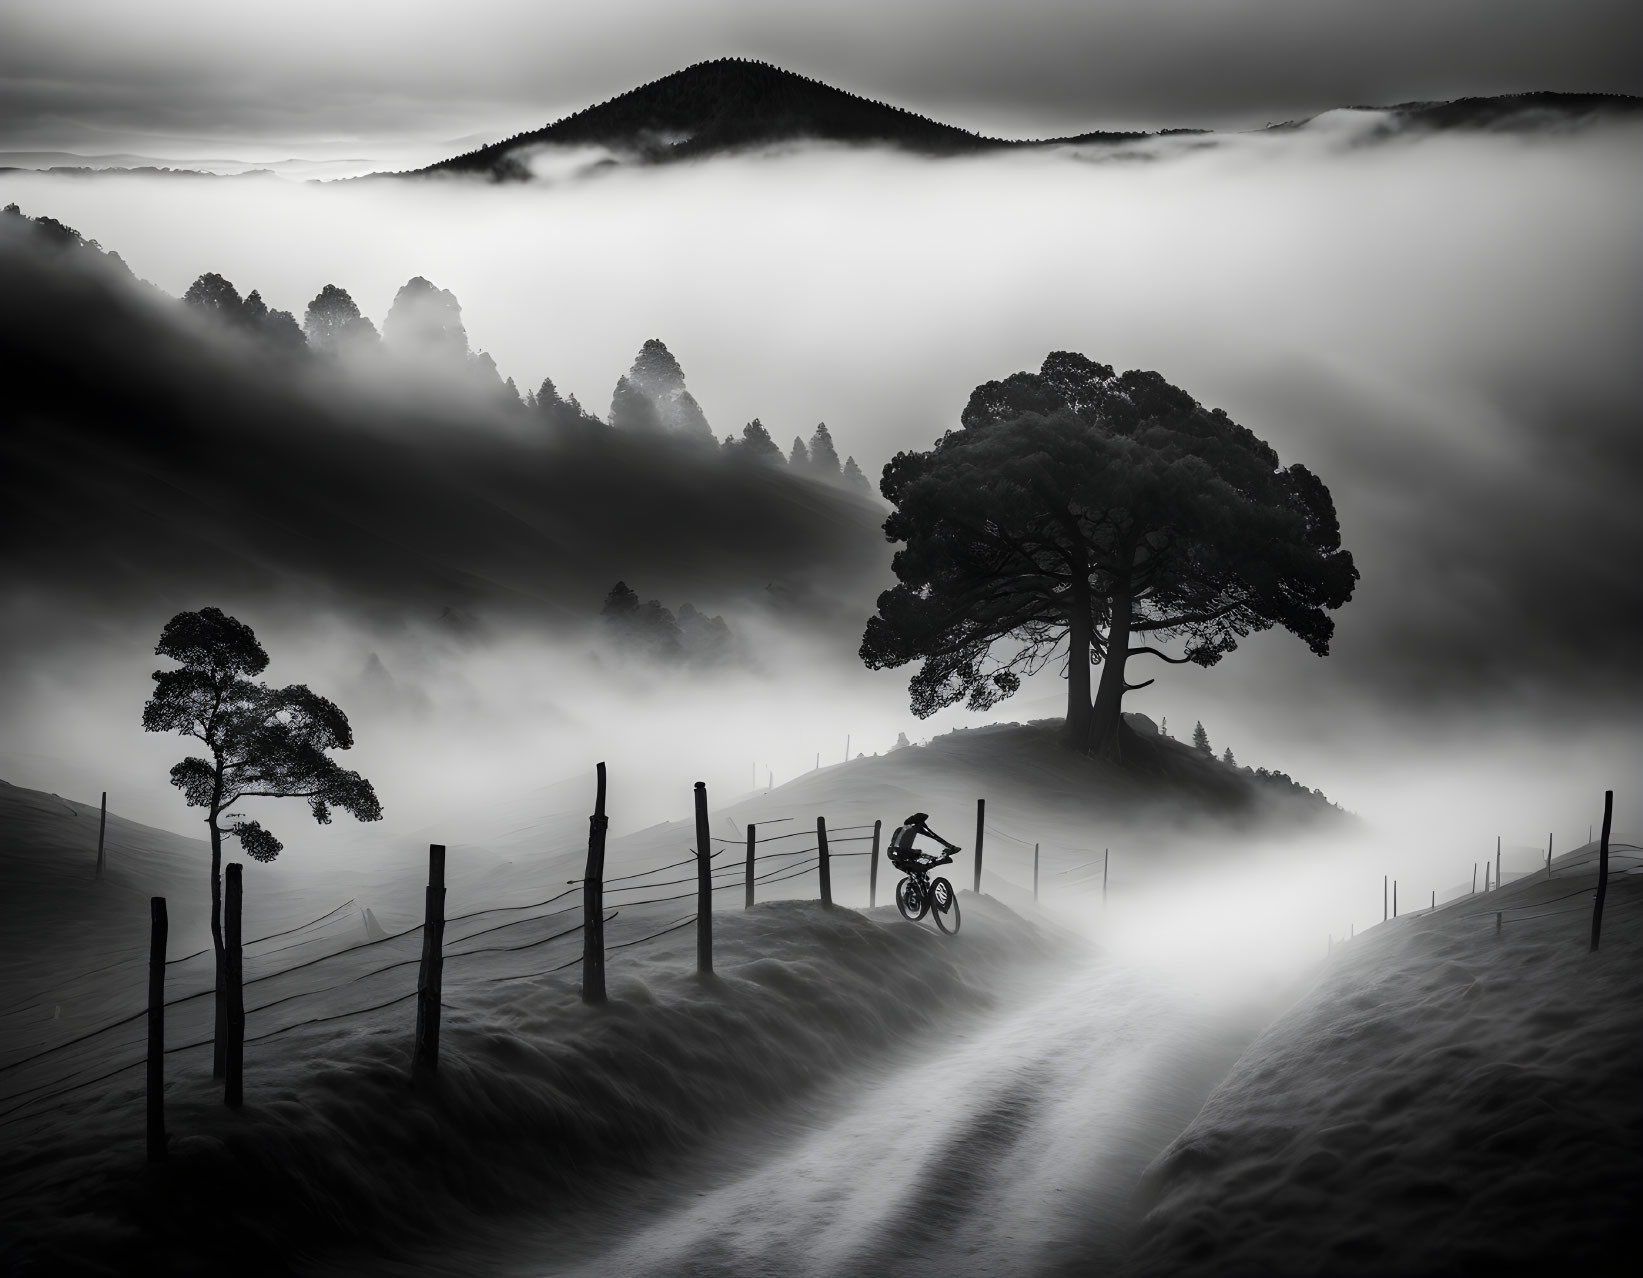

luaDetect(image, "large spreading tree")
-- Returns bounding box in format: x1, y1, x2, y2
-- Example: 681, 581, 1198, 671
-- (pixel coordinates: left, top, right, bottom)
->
142, 607, 382, 1076
860, 352, 1358, 760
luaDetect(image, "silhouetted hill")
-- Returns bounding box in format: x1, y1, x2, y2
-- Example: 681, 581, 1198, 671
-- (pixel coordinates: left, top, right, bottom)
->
1382, 91, 1643, 131
421, 60, 1643, 180
425, 58, 1000, 177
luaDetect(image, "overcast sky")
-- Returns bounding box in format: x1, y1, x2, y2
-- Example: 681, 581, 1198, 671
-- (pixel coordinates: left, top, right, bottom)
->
3, 1, 1641, 158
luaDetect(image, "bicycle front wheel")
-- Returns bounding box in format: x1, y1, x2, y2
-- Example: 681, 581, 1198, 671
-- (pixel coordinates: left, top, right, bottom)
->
896, 875, 929, 921
930, 877, 961, 935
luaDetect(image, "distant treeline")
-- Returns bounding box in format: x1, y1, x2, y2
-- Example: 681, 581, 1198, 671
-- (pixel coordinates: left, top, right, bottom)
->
0, 202, 874, 495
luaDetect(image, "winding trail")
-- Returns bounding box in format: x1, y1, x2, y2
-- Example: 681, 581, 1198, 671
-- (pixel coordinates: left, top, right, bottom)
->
503, 951, 1277, 1278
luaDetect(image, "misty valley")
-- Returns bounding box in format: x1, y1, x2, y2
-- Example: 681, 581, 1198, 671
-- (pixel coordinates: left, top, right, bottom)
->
3, 56, 1643, 1278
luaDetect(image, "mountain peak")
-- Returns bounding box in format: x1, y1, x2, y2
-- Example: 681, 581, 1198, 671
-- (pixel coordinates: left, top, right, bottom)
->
422, 58, 996, 177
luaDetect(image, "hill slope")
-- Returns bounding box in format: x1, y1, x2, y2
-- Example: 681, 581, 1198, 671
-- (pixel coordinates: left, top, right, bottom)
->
426, 58, 1000, 177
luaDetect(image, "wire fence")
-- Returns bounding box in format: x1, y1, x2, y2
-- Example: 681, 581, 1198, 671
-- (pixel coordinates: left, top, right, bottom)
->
0, 806, 894, 1131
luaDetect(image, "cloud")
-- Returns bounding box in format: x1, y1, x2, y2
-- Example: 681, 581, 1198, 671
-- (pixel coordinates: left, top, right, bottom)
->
2, 1, 1640, 155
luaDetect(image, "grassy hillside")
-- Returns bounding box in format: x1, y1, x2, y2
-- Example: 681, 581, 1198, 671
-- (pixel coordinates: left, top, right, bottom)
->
1125, 840, 1643, 1276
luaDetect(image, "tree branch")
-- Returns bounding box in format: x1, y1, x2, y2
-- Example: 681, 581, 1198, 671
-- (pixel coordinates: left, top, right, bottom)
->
1126, 645, 1194, 665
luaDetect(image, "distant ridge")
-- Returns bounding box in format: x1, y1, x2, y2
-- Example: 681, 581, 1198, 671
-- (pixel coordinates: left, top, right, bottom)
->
419, 60, 1643, 180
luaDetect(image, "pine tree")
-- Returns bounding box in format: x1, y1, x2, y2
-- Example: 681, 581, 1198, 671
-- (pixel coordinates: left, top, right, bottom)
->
842, 455, 871, 494
1221, 746, 1236, 766
789, 436, 810, 468
623, 339, 713, 441
808, 423, 841, 476
610, 375, 661, 431
1192, 721, 1211, 754
737, 418, 784, 463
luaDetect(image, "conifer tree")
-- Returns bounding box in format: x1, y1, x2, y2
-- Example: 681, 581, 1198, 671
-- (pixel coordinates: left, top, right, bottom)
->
1192, 721, 1211, 754
789, 436, 810, 468
737, 418, 784, 463
808, 422, 841, 476
842, 455, 871, 494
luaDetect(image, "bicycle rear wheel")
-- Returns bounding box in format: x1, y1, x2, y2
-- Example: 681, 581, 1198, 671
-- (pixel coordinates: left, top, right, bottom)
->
896, 875, 929, 921
931, 877, 961, 934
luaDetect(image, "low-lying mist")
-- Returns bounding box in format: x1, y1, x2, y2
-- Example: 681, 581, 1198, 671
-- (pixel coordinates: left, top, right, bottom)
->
4, 118, 1642, 901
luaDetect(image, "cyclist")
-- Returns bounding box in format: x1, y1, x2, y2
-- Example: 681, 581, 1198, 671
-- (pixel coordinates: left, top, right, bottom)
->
888, 812, 961, 872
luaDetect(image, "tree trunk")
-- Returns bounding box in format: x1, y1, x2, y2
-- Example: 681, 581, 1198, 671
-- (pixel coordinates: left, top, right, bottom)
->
1064, 577, 1094, 748
1087, 584, 1133, 762
208, 817, 226, 1080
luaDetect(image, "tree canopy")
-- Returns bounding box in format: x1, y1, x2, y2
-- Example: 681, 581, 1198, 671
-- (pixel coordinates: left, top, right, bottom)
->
303, 284, 378, 355
382, 276, 469, 363
860, 352, 1358, 758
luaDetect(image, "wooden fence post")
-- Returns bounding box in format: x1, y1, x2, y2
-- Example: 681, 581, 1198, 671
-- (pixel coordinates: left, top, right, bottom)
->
1590, 790, 1613, 952
694, 783, 713, 974
1547, 833, 1553, 879
973, 799, 985, 893
817, 816, 833, 908
1383, 874, 1388, 922
95, 791, 107, 881
869, 820, 881, 908
1472, 863, 1477, 894
1393, 879, 1398, 918
1484, 861, 1491, 892
1431, 889, 1435, 911
224, 863, 244, 1109
582, 763, 608, 1005
745, 822, 757, 909
414, 844, 446, 1077
147, 896, 167, 1162
1033, 842, 1040, 903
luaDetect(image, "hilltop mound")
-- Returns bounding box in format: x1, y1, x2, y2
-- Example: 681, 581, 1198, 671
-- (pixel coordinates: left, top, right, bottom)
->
424, 58, 997, 178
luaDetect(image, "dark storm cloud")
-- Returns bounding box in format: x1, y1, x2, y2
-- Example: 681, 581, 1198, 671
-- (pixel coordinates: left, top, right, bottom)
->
0, 228, 888, 649
2, 1, 1640, 152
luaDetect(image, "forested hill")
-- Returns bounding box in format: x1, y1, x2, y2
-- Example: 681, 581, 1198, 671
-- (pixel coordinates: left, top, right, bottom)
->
423, 58, 1004, 175
420, 60, 1642, 180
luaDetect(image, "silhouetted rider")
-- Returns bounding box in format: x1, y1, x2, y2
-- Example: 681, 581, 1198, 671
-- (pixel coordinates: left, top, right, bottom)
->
887, 812, 960, 872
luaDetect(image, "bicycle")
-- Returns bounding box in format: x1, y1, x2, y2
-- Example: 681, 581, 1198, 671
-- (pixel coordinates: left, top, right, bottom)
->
887, 813, 962, 935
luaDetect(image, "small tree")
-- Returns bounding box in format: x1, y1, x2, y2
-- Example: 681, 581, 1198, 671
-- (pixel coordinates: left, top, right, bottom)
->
303, 284, 378, 355
183, 272, 245, 321
382, 276, 469, 363
1222, 746, 1236, 766
1192, 721, 1211, 754
141, 607, 381, 1077
610, 375, 661, 431
808, 423, 841, 477
737, 418, 784, 464
789, 436, 810, 468
842, 455, 871, 493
